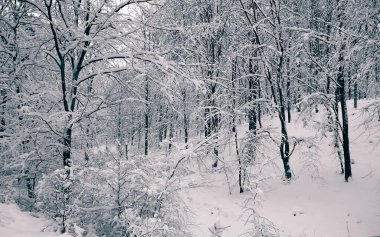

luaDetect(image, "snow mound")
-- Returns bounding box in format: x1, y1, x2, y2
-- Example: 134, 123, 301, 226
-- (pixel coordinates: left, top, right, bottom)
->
0, 203, 71, 237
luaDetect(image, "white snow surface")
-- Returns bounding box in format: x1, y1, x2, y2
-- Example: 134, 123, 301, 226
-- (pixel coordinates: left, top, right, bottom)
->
185, 100, 380, 237
0, 203, 71, 237
1, 101, 379, 237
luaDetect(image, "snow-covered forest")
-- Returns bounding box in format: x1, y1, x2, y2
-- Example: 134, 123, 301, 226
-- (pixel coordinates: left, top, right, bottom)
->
0, 0, 379, 236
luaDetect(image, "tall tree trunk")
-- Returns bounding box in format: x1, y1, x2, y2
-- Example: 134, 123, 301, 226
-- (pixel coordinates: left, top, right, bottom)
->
199, 2, 222, 168
286, 62, 291, 123
336, 1, 352, 181
273, 0, 292, 179
348, 75, 352, 100
182, 90, 189, 145
248, 58, 257, 133
296, 87, 301, 112
117, 102, 123, 144
338, 75, 352, 181
58, 58, 71, 234
232, 57, 244, 193
61, 124, 72, 233
354, 83, 358, 108
168, 122, 173, 152
0, 90, 5, 139
258, 80, 262, 128
334, 88, 344, 174
158, 105, 163, 143
204, 106, 211, 138
184, 113, 188, 144
279, 90, 292, 179
210, 84, 219, 168
144, 76, 149, 156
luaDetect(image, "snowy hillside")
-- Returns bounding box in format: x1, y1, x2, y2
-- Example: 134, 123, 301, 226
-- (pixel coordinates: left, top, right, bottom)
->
184, 101, 380, 237
1, 0, 379, 236
0, 203, 72, 237
0, 101, 379, 237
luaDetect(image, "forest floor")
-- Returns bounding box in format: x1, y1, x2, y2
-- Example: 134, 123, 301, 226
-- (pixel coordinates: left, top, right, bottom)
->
0, 203, 72, 237
0, 100, 379, 237
184, 100, 380, 237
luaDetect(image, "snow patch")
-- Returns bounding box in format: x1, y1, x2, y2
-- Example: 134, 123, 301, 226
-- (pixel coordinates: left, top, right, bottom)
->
0, 203, 71, 237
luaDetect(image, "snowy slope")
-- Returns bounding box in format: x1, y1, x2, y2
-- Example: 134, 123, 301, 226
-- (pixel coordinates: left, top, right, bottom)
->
1, 100, 378, 237
260, 101, 380, 237
183, 175, 248, 237
185, 100, 380, 237
0, 203, 71, 237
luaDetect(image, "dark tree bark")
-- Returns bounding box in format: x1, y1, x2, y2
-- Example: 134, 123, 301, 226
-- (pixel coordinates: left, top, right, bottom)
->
199, 2, 222, 168
334, 88, 344, 174
168, 122, 174, 152
338, 68, 352, 181
336, 1, 352, 181
286, 59, 291, 123
125, 144, 128, 160
258, 80, 262, 128
143, 67, 150, 155
271, 0, 292, 179
232, 57, 244, 193
0, 90, 6, 139
278, 85, 292, 179
158, 105, 163, 143
296, 88, 301, 112
182, 90, 189, 145
239, 0, 293, 179
348, 76, 352, 100
325, 0, 333, 95
248, 57, 257, 133
354, 83, 358, 108
117, 103, 123, 143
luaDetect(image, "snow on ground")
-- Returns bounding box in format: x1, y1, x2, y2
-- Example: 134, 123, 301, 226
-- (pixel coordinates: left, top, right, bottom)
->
1, 100, 379, 237
0, 203, 71, 237
260, 101, 380, 237
183, 175, 248, 237
185, 100, 380, 237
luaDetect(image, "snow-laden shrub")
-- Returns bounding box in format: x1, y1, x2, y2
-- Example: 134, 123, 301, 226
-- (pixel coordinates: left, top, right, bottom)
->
0, 141, 60, 210
36, 144, 189, 236
360, 100, 380, 144
238, 128, 278, 190
35, 167, 79, 233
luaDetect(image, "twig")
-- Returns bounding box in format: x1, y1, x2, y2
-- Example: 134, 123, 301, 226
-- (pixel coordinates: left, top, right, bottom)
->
346, 221, 350, 237
361, 170, 373, 179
